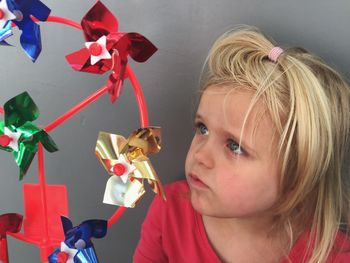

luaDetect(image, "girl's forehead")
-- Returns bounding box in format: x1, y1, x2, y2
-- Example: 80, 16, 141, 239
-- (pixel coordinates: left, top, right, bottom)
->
199, 86, 260, 116
199, 90, 260, 132
201, 85, 255, 100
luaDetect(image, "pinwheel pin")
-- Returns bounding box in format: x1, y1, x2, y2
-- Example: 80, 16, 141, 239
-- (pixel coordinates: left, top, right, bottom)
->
0, 91, 58, 180
0, 0, 51, 61
65, 1, 157, 103
48, 216, 107, 263
0, 213, 23, 263
95, 127, 166, 208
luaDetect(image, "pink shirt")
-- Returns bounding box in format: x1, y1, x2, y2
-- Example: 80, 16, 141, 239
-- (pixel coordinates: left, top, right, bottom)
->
134, 180, 350, 263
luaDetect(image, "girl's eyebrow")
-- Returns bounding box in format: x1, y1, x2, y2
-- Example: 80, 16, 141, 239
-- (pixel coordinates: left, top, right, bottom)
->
195, 113, 257, 155
194, 113, 203, 122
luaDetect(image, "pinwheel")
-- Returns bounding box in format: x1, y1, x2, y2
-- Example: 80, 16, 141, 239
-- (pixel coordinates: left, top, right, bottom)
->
65, 1, 157, 103
48, 216, 107, 263
95, 127, 166, 208
0, 213, 23, 263
0, 91, 58, 180
0, 0, 51, 61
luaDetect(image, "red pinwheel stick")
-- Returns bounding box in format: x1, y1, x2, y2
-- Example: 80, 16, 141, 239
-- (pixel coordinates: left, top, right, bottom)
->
45, 16, 81, 30
44, 65, 149, 133
38, 144, 50, 245
12, 16, 81, 30
0, 238, 9, 263
107, 207, 127, 228
28, 16, 82, 30
38, 146, 58, 262
127, 64, 149, 128
44, 85, 109, 132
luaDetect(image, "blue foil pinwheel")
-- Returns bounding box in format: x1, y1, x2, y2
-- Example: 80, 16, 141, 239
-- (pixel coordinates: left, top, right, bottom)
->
65, 1, 157, 103
0, 91, 58, 180
48, 216, 107, 263
0, 0, 51, 61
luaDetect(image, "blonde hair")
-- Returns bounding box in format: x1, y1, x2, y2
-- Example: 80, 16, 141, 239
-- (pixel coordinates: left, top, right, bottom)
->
201, 25, 350, 263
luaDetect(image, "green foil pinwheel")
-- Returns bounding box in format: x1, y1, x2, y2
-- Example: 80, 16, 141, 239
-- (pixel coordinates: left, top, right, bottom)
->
0, 91, 58, 180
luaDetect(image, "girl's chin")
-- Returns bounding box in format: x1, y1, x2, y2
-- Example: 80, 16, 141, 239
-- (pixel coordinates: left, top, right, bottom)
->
188, 189, 211, 214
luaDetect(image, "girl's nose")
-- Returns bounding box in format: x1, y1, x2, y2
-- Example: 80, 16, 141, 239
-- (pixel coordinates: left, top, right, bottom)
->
193, 140, 215, 169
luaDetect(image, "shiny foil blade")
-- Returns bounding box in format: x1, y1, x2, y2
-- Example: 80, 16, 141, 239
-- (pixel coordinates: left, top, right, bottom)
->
95, 127, 166, 208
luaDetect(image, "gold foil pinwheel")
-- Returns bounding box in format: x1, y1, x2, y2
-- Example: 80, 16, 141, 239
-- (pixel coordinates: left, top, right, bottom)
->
95, 127, 165, 208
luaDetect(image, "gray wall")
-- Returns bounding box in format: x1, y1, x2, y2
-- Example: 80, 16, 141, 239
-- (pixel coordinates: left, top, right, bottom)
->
0, 0, 349, 262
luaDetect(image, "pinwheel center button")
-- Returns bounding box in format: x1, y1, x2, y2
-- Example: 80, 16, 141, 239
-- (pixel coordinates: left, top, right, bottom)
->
0, 9, 4, 19
0, 135, 12, 147
113, 163, 126, 176
56, 251, 69, 263
89, 42, 103, 56
13, 10, 23, 21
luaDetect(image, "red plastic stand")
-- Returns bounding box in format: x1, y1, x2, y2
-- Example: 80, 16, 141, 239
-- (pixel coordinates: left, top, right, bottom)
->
8, 144, 68, 261
9, 184, 68, 261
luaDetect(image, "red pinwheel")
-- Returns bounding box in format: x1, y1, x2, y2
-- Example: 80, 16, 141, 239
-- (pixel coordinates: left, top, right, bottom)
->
0, 213, 23, 263
65, 1, 157, 103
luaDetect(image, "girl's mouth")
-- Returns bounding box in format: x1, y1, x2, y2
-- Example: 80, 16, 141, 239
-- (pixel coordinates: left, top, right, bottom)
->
188, 173, 209, 189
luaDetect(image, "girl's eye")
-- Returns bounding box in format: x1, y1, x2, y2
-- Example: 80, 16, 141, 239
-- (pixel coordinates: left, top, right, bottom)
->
227, 139, 244, 155
195, 122, 209, 135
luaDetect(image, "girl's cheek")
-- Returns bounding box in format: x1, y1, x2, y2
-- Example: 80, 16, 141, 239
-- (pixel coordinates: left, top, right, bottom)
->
185, 145, 195, 169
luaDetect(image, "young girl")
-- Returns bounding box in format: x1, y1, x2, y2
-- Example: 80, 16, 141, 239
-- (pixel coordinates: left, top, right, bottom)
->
133, 26, 350, 263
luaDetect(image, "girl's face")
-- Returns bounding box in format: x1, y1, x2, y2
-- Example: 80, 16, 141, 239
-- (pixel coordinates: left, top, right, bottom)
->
185, 85, 280, 219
